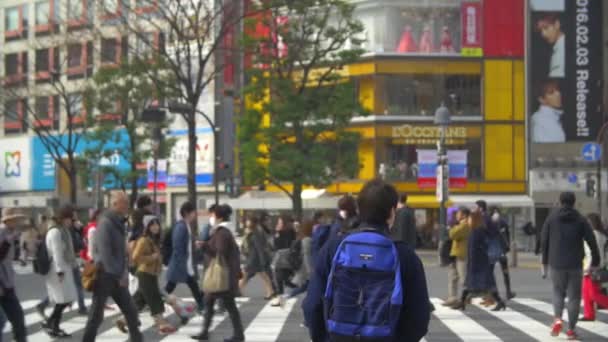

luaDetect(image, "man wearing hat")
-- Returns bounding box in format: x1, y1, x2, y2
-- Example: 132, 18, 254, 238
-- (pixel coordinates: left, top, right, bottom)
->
0, 207, 28, 342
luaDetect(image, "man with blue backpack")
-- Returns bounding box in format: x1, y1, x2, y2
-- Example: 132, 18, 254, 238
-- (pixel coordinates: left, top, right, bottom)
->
303, 179, 431, 342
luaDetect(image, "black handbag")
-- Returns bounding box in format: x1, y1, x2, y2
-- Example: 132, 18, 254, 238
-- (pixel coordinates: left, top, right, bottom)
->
591, 267, 608, 284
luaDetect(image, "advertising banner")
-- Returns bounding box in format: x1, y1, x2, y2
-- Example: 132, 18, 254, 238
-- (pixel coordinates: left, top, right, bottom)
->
167, 127, 214, 187
0, 137, 32, 192
417, 150, 468, 189
461, 1, 483, 57
31, 129, 134, 191
528, 0, 603, 143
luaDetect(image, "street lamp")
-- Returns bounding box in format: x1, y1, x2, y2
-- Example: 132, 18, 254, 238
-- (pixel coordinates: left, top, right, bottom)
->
434, 104, 450, 266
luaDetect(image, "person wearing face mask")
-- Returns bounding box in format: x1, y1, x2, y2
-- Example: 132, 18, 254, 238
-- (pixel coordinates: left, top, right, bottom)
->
488, 206, 516, 300
270, 215, 297, 306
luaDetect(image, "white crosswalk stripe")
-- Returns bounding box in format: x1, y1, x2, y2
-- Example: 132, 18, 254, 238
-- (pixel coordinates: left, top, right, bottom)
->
4, 297, 608, 341
430, 297, 502, 341
514, 297, 608, 339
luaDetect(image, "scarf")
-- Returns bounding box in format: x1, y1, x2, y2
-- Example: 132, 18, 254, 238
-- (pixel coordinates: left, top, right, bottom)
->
51, 225, 76, 267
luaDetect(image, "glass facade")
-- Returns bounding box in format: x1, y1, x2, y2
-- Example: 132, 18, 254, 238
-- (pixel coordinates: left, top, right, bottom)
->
355, 0, 483, 56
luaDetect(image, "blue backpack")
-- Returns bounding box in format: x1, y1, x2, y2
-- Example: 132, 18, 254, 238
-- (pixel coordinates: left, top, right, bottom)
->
323, 230, 403, 341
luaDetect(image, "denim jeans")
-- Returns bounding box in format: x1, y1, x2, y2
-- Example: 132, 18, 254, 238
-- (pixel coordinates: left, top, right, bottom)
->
0, 288, 27, 342
72, 266, 86, 311
288, 280, 309, 298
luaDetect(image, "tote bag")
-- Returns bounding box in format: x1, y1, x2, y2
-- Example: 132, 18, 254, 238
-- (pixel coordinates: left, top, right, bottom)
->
202, 256, 230, 293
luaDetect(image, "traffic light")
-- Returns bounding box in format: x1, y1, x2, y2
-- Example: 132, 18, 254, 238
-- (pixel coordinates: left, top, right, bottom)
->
586, 178, 598, 198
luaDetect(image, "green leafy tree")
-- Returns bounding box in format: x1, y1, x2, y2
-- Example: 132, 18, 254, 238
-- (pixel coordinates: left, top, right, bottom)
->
240, 0, 366, 219
84, 59, 176, 207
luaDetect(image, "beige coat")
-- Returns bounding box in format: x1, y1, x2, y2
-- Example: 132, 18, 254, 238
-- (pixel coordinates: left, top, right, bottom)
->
45, 227, 77, 304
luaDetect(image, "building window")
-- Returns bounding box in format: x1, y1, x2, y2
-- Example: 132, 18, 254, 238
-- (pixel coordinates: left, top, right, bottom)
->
67, 0, 88, 27
34, 96, 59, 129
378, 74, 481, 117
67, 42, 92, 77
356, 0, 482, 56
35, 0, 60, 34
136, 32, 164, 58
136, 0, 158, 14
100, 0, 121, 19
35, 48, 59, 81
68, 93, 85, 125
4, 99, 27, 134
4, 52, 28, 86
5, 5, 28, 40
377, 134, 482, 181
101, 37, 121, 65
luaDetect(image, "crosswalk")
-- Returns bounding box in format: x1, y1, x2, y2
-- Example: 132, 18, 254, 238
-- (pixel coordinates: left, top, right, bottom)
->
3, 296, 608, 341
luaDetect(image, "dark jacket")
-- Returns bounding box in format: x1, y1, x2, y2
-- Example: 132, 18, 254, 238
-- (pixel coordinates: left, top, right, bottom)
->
273, 228, 296, 250
302, 223, 430, 342
243, 229, 272, 274
166, 220, 194, 283
202, 225, 241, 296
391, 206, 417, 249
96, 210, 128, 280
465, 225, 496, 291
541, 207, 600, 270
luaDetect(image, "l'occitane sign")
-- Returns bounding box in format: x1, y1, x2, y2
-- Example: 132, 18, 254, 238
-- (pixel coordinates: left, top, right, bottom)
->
392, 125, 468, 139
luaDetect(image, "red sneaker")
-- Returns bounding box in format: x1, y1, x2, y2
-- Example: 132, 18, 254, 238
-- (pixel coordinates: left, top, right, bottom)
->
551, 319, 563, 337
566, 329, 578, 340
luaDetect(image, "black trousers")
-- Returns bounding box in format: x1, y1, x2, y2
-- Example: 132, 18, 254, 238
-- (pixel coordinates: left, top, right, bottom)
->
492, 255, 514, 296
48, 303, 69, 330
202, 294, 244, 339
165, 275, 205, 310
82, 271, 142, 342
0, 288, 26, 342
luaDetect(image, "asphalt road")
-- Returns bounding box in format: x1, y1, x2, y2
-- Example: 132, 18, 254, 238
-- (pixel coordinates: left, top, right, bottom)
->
6, 253, 608, 342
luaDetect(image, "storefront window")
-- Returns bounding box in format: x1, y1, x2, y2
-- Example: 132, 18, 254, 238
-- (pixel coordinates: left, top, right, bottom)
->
375, 124, 483, 181
379, 74, 481, 116
355, 0, 483, 56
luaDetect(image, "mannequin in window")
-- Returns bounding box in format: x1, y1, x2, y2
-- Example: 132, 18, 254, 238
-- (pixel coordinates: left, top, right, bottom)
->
440, 26, 454, 53
418, 25, 434, 53
396, 25, 417, 53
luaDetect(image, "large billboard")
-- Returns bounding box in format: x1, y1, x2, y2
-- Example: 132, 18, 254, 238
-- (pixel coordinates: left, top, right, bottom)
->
528, 0, 603, 143
0, 137, 32, 192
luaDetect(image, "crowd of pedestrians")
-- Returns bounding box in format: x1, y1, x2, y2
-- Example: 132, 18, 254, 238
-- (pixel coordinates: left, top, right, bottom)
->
0, 181, 607, 342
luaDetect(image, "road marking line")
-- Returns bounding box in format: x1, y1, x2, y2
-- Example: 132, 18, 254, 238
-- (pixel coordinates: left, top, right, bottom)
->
243, 297, 297, 341
430, 298, 501, 341
514, 298, 608, 338
4, 299, 93, 333
471, 298, 559, 342
160, 298, 249, 341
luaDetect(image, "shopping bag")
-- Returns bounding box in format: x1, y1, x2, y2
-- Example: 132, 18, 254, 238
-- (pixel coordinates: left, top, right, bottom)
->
201, 256, 230, 293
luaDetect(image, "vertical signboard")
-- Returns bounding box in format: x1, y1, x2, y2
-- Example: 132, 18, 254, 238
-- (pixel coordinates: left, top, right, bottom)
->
528, 0, 603, 143
167, 128, 214, 187
461, 1, 483, 57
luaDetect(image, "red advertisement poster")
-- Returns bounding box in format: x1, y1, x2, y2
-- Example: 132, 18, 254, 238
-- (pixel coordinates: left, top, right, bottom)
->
461, 2, 483, 56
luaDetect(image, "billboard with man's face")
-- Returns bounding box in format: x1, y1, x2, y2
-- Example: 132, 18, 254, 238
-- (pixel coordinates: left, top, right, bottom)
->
528, 0, 603, 143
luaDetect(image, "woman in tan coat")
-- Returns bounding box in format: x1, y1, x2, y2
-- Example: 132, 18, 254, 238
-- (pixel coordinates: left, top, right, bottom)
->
124, 215, 176, 335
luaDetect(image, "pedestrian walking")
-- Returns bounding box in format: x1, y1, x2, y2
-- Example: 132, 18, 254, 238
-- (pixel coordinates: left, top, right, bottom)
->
281, 220, 313, 302
128, 196, 154, 313
192, 204, 244, 342
130, 215, 176, 334
200, 204, 218, 243
391, 193, 417, 249
443, 207, 471, 307
81, 209, 102, 263
541, 191, 600, 340
19, 218, 39, 261
42, 206, 79, 338
452, 209, 506, 311
0, 207, 28, 342
581, 213, 608, 321
489, 205, 517, 299
303, 179, 431, 342
165, 201, 205, 313
82, 191, 143, 342
271, 215, 297, 305
239, 215, 275, 299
